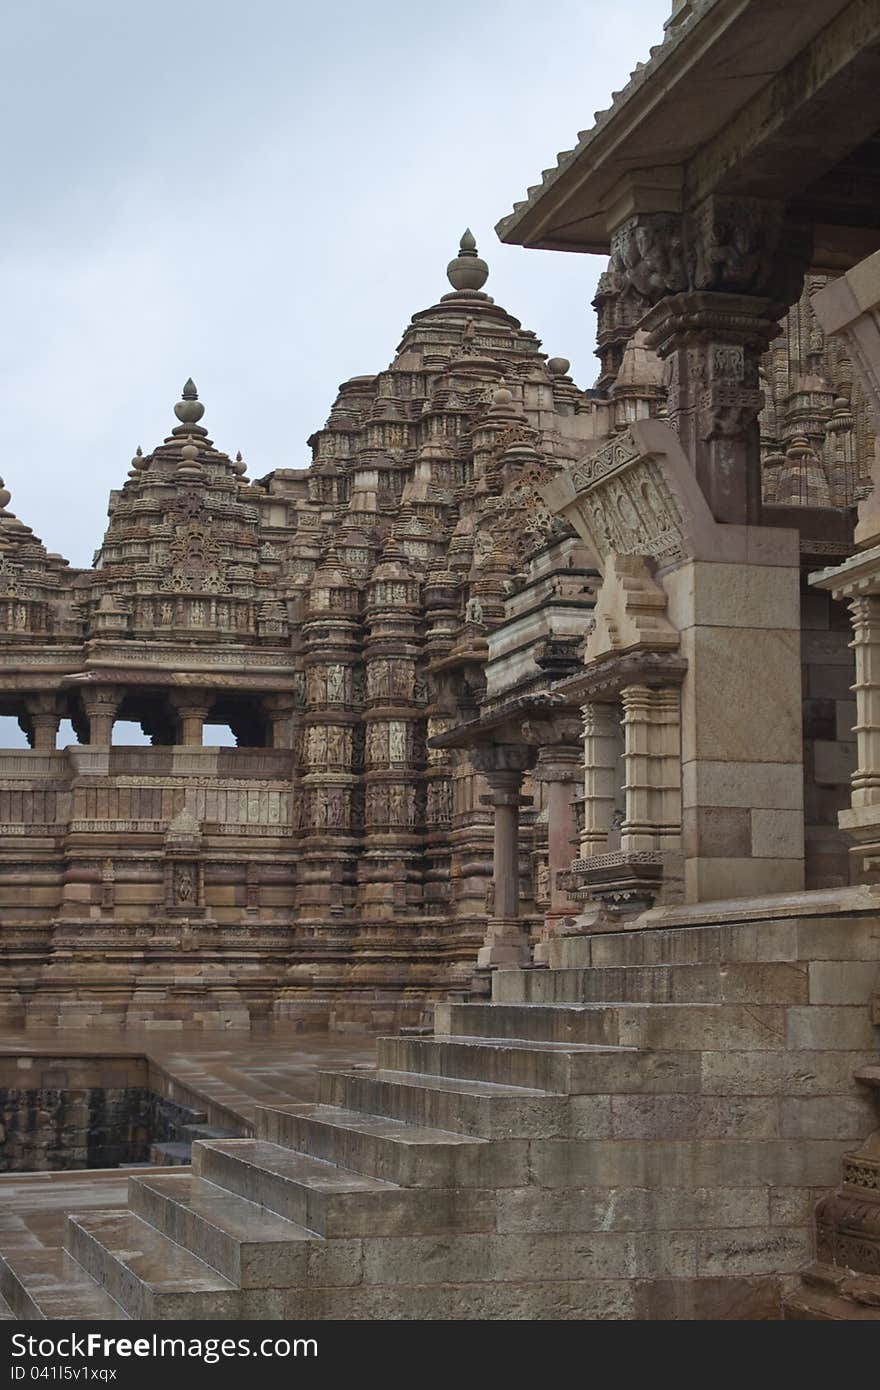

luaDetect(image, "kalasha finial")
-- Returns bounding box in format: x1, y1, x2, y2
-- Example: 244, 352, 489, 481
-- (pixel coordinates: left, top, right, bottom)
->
171, 377, 208, 438
546, 357, 571, 378
173, 378, 205, 428
447, 228, 489, 293
0, 477, 10, 511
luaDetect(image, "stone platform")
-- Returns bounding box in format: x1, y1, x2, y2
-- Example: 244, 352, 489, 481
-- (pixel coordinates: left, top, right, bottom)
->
1, 892, 877, 1320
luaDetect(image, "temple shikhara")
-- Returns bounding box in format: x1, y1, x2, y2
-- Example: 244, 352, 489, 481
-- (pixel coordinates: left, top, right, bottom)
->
2, 0, 880, 1323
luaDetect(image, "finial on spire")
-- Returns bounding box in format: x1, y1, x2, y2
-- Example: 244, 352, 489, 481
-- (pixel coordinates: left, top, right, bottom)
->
171, 377, 208, 438
546, 357, 571, 378
174, 379, 205, 427
447, 228, 489, 293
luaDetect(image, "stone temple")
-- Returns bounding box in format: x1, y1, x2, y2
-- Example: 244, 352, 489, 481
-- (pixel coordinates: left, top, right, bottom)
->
2, 0, 880, 1322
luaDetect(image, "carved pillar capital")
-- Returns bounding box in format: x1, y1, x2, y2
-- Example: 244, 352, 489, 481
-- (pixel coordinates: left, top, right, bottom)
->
25, 693, 61, 751
478, 769, 528, 810
609, 212, 688, 304
169, 688, 212, 714
80, 685, 123, 714
469, 742, 535, 780
610, 197, 812, 308
608, 198, 812, 526
79, 685, 122, 746
531, 739, 583, 785
169, 688, 212, 746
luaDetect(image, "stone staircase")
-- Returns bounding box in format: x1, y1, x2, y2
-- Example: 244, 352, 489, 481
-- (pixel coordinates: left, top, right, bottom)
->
2, 900, 878, 1320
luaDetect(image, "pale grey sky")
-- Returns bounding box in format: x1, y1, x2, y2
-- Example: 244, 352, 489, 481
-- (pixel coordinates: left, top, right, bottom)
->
1, 0, 668, 569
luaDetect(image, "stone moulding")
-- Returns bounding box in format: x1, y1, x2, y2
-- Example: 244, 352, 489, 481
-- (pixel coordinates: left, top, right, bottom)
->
561, 847, 675, 915
554, 649, 688, 704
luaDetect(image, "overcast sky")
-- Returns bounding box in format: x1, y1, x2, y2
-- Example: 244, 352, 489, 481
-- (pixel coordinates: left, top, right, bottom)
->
1, 0, 668, 569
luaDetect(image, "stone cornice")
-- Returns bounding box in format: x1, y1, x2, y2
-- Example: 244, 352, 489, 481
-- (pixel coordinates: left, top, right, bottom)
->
553, 650, 689, 703
496, 0, 857, 253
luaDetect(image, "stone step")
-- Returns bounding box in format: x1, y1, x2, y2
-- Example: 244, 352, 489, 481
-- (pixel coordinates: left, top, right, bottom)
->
436, 1001, 787, 1051
783, 1263, 880, 1320
178, 1123, 240, 1143
547, 910, 880, 972
66, 1210, 240, 1320
192, 1138, 495, 1237
255, 1102, 527, 1187
319, 1068, 570, 1138
377, 1033, 686, 1095
128, 1171, 317, 1288
0, 1246, 129, 1321
493, 960, 808, 1007
0, 1291, 13, 1319
150, 1141, 191, 1166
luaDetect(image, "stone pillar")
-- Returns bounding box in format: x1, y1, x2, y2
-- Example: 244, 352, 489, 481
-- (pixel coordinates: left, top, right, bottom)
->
472, 746, 534, 971
580, 701, 621, 856
170, 691, 212, 746
642, 292, 777, 526
620, 684, 654, 852
664, 555, 804, 901
264, 695, 296, 750
25, 695, 60, 751
620, 684, 683, 855
294, 546, 360, 940
479, 770, 526, 968
489, 772, 522, 919
359, 538, 424, 926
654, 687, 683, 849
848, 596, 880, 811
80, 687, 121, 746
532, 740, 581, 964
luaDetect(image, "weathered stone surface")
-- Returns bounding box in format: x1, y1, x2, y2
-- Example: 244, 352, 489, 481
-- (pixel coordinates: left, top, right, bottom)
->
6, 0, 880, 1324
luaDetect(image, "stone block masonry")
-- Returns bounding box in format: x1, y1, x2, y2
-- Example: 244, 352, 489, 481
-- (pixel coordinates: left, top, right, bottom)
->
0, 1055, 243, 1173
1, 893, 876, 1320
